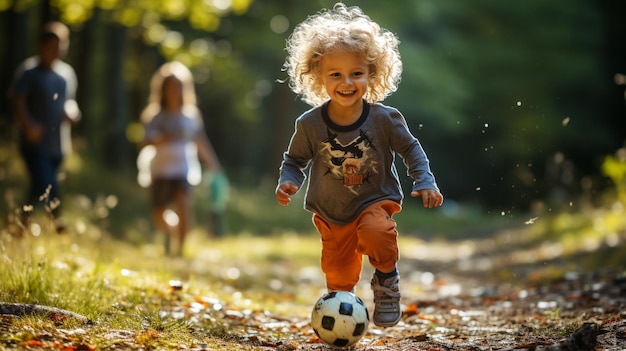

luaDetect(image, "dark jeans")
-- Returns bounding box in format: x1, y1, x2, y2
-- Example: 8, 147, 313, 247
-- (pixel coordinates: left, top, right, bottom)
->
20, 142, 63, 213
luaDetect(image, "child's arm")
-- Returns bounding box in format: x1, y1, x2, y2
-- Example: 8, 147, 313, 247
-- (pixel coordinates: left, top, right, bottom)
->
195, 132, 221, 171
63, 99, 81, 125
387, 110, 442, 208
12, 94, 43, 143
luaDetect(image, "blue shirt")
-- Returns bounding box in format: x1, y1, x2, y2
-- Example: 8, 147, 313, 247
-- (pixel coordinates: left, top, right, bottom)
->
14, 64, 67, 157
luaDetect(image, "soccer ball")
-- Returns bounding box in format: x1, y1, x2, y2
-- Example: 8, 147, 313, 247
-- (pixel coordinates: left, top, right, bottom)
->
311, 291, 369, 347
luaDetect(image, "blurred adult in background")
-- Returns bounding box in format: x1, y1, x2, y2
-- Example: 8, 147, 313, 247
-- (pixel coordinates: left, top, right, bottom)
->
10, 21, 81, 233
138, 61, 222, 257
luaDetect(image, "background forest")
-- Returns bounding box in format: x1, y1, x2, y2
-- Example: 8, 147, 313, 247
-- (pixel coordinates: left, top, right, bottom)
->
0, 0, 625, 239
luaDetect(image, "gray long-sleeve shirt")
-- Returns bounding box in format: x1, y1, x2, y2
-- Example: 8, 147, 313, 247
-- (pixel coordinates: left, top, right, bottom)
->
278, 101, 439, 225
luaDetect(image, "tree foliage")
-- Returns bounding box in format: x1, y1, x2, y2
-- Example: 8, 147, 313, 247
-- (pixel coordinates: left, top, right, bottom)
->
0, 0, 624, 213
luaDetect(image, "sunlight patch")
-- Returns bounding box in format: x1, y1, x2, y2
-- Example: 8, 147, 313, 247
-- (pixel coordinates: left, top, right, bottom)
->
164, 209, 179, 226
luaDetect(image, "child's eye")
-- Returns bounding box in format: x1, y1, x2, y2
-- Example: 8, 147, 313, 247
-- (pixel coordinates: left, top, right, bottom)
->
353, 71, 364, 77
330, 72, 341, 78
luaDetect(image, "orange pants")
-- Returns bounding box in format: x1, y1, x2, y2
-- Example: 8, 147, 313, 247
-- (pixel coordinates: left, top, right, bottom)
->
312, 200, 401, 291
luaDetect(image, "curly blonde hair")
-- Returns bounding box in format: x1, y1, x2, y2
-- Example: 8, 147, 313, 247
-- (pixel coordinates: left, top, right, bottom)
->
283, 2, 402, 107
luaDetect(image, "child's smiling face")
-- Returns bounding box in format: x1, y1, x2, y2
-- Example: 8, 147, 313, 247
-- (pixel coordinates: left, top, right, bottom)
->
320, 50, 369, 109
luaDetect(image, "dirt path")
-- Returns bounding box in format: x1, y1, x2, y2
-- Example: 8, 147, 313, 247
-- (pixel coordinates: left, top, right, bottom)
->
222, 236, 626, 350
1, 233, 624, 350
152, 237, 625, 350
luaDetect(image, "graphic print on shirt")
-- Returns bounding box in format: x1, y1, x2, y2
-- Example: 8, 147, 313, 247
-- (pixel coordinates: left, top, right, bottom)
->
321, 128, 377, 195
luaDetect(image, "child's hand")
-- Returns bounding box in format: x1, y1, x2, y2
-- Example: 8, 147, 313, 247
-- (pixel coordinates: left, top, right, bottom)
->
25, 122, 44, 143
411, 189, 443, 208
276, 181, 299, 206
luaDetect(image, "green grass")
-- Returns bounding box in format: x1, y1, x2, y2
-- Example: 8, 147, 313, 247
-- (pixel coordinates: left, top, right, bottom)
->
3, 211, 623, 350
0, 225, 321, 350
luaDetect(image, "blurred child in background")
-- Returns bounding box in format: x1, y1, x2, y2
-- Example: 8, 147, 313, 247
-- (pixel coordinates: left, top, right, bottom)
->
139, 61, 221, 257
10, 21, 81, 233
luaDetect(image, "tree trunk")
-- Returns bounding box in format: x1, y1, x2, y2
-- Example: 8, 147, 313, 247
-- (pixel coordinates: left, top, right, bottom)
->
72, 8, 99, 146
105, 23, 130, 169
0, 9, 29, 126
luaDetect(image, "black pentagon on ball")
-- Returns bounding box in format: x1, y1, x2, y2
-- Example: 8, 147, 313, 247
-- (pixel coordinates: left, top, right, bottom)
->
333, 338, 350, 347
321, 315, 335, 330
323, 292, 337, 301
338, 302, 353, 316
353, 322, 366, 336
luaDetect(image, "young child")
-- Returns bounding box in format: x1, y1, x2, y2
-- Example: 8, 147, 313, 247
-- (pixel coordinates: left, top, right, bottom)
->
275, 3, 443, 327
11, 21, 81, 233
139, 61, 221, 257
